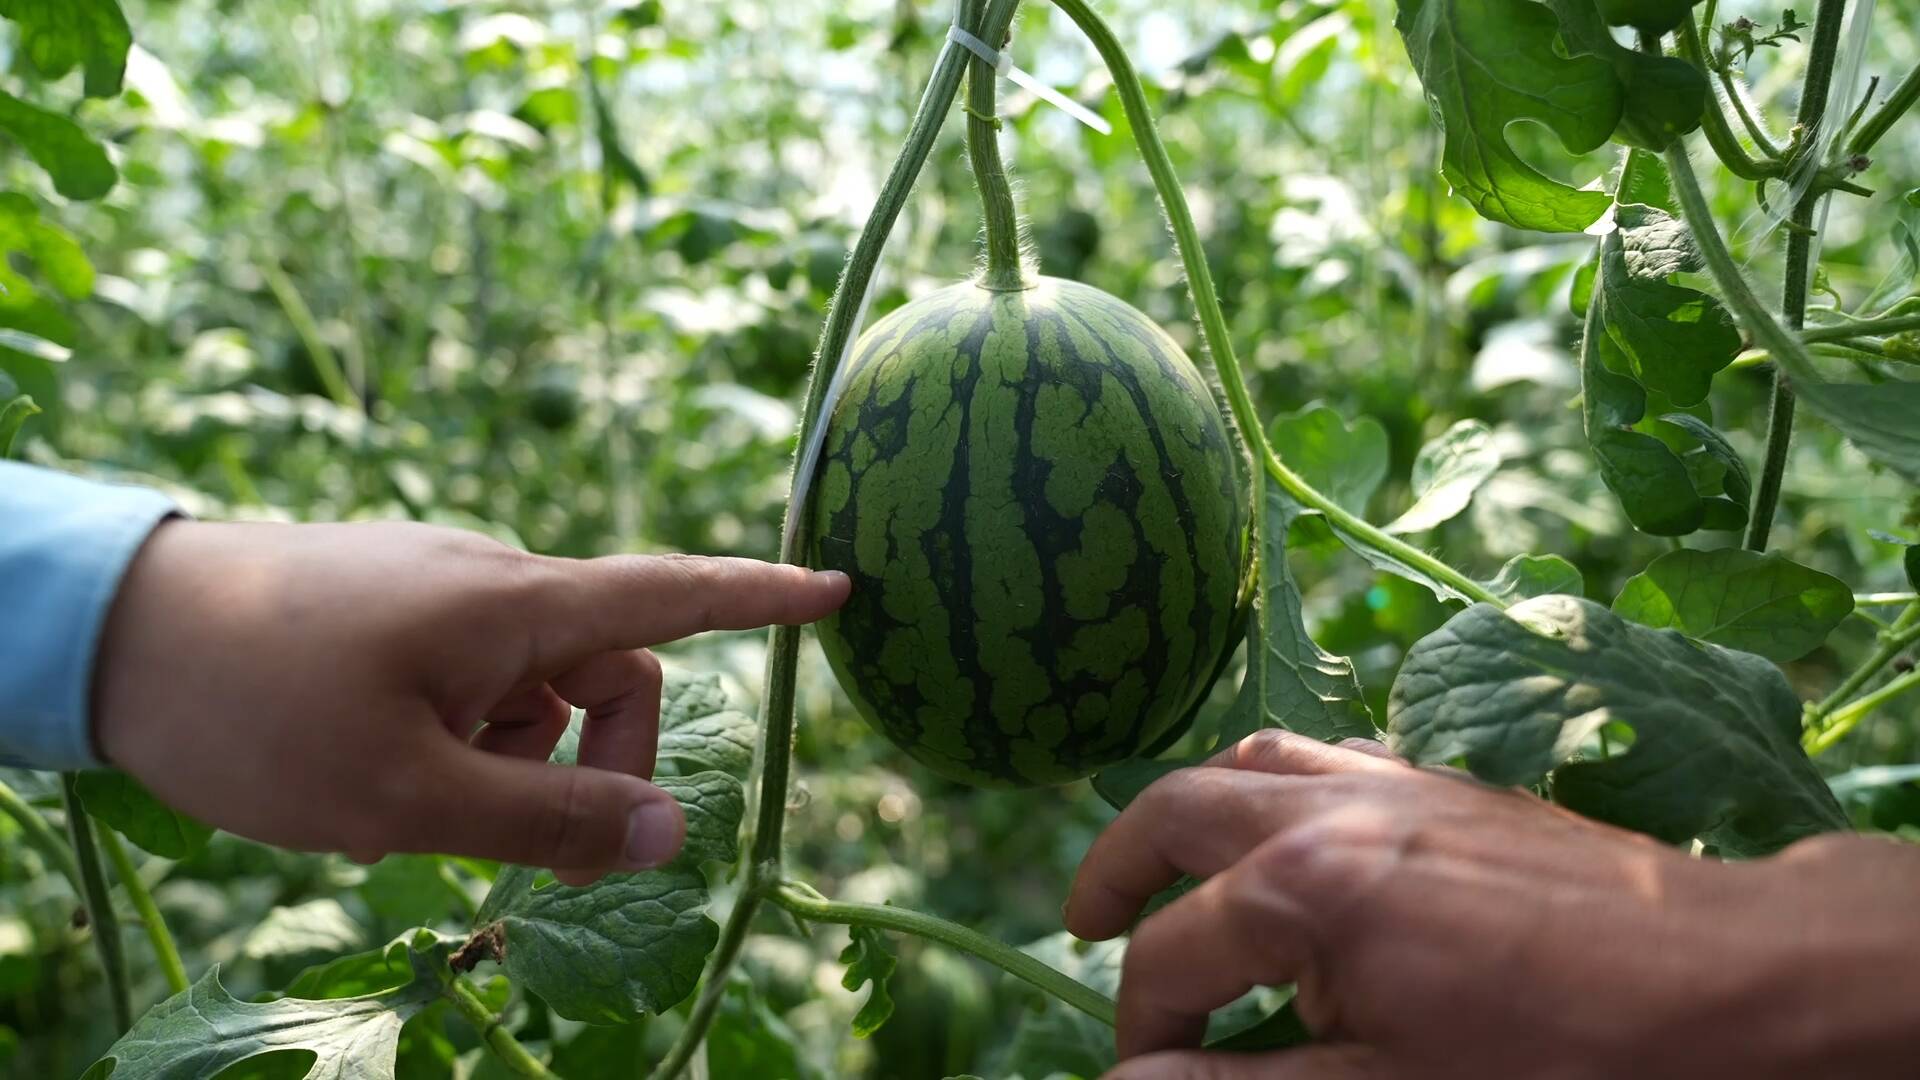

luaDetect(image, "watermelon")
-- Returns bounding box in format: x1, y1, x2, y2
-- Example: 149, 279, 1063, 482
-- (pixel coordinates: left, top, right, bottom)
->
805, 276, 1246, 786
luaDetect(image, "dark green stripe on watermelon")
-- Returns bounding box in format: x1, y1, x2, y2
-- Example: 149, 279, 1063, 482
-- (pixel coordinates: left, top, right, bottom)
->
806, 277, 1245, 787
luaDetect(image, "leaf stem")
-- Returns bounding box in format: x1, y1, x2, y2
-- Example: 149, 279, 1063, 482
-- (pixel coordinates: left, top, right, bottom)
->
1846, 60, 1920, 158
1807, 668, 1920, 756
62, 773, 132, 1032
1798, 312, 1920, 343
98, 829, 188, 995
1676, 19, 1783, 180
647, 5, 1015, 1075
447, 974, 558, 1079
1855, 592, 1919, 606
1046, 0, 1501, 609
0, 777, 81, 892
964, 0, 1028, 290
1743, 0, 1849, 553
260, 260, 362, 412
770, 883, 1116, 1027
1806, 603, 1920, 742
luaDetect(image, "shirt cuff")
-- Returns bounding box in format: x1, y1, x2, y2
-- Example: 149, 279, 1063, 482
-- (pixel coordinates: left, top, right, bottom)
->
0, 462, 181, 770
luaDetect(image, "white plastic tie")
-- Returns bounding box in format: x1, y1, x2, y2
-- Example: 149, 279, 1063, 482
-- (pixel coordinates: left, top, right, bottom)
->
947, 25, 1113, 135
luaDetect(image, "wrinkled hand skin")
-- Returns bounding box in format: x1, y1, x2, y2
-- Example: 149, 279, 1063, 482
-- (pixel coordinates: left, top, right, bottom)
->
94, 520, 848, 886
1068, 731, 1920, 1080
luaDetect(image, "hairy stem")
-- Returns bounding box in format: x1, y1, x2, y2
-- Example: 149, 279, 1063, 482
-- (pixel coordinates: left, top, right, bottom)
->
772, 883, 1117, 1026
1846, 60, 1920, 157
647, 6, 1017, 1075
447, 975, 557, 1079
1048, 0, 1501, 608
0, 778, 81, 893
1677, 20, 1782, 179
965, 0, 1028, 289
98, 829, 188, 995
1662, 148, 1832, 370
62, 774, 132, 1032
1744, 0, 1849, 553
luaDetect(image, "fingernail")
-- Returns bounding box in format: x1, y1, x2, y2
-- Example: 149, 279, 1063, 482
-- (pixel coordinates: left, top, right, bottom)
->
625, 800, 684, 869
812, 569, 850, 587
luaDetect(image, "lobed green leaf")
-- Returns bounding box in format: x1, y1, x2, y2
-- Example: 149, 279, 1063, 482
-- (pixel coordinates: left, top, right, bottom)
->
1388, 594, 1848, 856
1382, 419, 1500, 534
1394, 0, 1618, 232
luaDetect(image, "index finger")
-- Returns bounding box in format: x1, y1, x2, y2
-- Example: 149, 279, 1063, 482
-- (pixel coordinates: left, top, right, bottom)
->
1066, 733, 1398, 941
537, 554, 851, 658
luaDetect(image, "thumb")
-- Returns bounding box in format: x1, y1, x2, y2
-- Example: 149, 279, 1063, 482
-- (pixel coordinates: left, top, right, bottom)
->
1105, 1045, 1393, 1080
407, 744, 687, 874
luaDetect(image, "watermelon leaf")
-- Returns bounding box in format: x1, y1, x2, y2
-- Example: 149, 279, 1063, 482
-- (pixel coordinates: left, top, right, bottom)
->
838, 925, 897, 1038
0, 0, 134, 98
73, 769, 214, 859
1382, 419, 1500, 534
1393, 0, 1618, 232
1267, 404, 1388, 515
1388, 595, 1848, 856
1482, 554, 1585, 603
0, 392, 40, 458
1611, 549, 1853, 661
0, 92, 118, 200
82, 941, 448, 1080
1591, 204, 1741, 408
468, 668, 750, 1024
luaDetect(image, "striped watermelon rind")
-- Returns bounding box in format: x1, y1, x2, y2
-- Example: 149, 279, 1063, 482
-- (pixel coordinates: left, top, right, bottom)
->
806, 276, 1246, 786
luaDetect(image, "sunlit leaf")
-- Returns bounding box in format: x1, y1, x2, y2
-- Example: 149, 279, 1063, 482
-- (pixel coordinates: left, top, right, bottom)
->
1383, 419, 1500, 534
1394, 0, 1618, 231
1482, 554, 1584, 602
1267, 404, 1388, 515
1612, 548, 1853, 661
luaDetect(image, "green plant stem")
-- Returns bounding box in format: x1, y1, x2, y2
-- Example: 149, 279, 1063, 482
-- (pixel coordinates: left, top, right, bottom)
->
261, 260, 362, 412
1677, 20, 1782, 179
1846, 61, 1920, 157
98, 829, 188, 995
1048, 0, 1501, 609
964, 0, 1027, 290
1808, 603, 1920, 728
771, 883, 1117, 1026
1720, 68, 1783, 158
1807, 667, 1920, 756
0, 778, 81, 892
1856, 592, 1919, 607
1799, 312, 1920, 342
1743, 0, 1849, 553
447, 975, 557, 1079
646, 6, 1017, 1076
62, 774, 132, 1033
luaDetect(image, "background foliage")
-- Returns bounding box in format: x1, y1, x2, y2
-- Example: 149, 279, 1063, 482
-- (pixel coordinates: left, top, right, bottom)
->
3, 0, 1917, 1076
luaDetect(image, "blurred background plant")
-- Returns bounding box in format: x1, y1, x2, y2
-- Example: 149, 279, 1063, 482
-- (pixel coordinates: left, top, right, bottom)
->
2, 0, 1916, 1076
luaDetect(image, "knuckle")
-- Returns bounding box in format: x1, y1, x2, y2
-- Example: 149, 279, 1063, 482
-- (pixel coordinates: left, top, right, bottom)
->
1230, 728, 1307, 772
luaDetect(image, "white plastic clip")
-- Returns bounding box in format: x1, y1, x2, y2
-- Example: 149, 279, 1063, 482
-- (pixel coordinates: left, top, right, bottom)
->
947, 25, 1113, 135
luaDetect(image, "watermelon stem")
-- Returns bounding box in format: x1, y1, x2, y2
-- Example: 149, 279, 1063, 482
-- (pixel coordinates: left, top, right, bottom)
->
1047, 0, 1505, 610
962, 0, 1031, 291
648, 4, 1023, 1076
771, 881, 1119, 1027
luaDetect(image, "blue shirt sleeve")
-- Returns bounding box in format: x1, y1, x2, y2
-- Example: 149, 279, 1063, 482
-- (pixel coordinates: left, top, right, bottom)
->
0, 461, 179, 770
